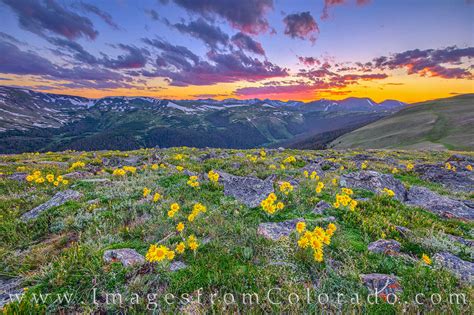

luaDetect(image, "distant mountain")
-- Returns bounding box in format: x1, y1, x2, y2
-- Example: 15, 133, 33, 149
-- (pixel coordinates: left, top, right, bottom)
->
330, 94, 474, 151
0, 86, 406, 153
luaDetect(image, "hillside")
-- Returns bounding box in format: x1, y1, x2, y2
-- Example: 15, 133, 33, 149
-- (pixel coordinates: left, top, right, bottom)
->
0, 86, 404, 153
330, 94, 474, 151
1, 148, 473, 313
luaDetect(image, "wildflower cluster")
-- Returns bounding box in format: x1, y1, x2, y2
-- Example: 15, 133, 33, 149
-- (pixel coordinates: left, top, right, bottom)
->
295, 222, 337, 263
174, 154, 184, 161
467, 164, 473, 171
303, 170, 319, 181
188, 202, 207, 222
283, 156, 296, 164
315, 181, 324, 194
382, 187, 395, 198
207, 170, 219, 183
444, 162, 456, 172
406, 163, 414, 171
187, 175, 200, 188
279, 181, 294, 195
361, 161, 368, 170
112, 166, 137, 176
391, 167, 399, 174
145, 244, 175, 262
260, 192, 284, 215
176, 165, 184, 172
259, 150, 266, 160
168, 203, 180, 218
333, 188, 357, 211
26, 171, 68, 186
69, 161, 85, 170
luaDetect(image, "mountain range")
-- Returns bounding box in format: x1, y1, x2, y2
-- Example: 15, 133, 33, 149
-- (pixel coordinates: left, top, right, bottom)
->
0, 86, 407, 153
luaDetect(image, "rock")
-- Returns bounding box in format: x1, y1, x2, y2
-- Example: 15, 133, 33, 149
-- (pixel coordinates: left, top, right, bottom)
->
21, 189, 83, 221
80, 178, 110, 183
446, 154, 474, 164
231, 162, 241, 169
103, 249, 144, 267
63, 171, 94, 179
169, 261, 188, 272
360, 274, 403, 300
217, 171, 274, 208
445, 234, 474, 248
433, 252, 474, 284
368, 239, 401, 255
395, 226, 412, 238
314, 216, 337, 223
8, 172, 27, 181
183, 169, 198, 176
312, 200, 330, 215
257, 219, 302, 241
0, 277, 22, 308
340, 171, 407, 201
414, 164, 474, 193
405, 186, 473, 220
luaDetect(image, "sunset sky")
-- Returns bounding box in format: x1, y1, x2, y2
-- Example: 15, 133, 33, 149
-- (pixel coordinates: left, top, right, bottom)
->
0, 0, 472, 103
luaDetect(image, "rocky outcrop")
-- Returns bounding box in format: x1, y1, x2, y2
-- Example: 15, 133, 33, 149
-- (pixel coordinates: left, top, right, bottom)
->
103, 249, 144, 267
433, 252, 473, 285
360, 273, 402, 300
312, 200, 330, 215
406, 186, 474, 220
21, 189, 83, 221
368, 239, 401, 255
257, 219, 302, 241
340, 171, 407, 201
414, 163, 473, 193
217, 171, 274, 208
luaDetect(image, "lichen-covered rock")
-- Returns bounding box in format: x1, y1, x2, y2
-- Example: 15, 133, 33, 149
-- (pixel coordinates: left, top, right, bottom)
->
414, 164, 473, 193
368, 239, 401, 255
257, 219, 302, 241
312, 200, 330, 214
433, 252, 473, 284
217, 171, 274, 208
170, 261, 188, 272
8, 172, 27, 181
63, 171, 94, 179
360, 274, 403, 300
21, 189, 83, 221
340, 171, 407, 201
405, 186, 473, 220
103, 248, 144, 267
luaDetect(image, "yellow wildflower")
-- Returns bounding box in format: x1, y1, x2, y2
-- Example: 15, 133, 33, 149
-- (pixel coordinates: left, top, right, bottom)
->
176, 222, 185, 232
296, 221, 306, 233
421, 254, 431, 265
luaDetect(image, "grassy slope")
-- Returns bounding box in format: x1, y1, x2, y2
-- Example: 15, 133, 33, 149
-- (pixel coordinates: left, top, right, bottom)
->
1, 148, 473, 313
330, 94, 474, 151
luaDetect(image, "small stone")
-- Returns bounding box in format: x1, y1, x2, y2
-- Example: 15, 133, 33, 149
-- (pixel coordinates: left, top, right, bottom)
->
169, 261, 188, 272
312, 200, 330, 215
257, 219, 302, 241
63, 171, 94, 179
395, 226, 412, 238
103, 249, 144, 267
368, 239, 401, 255
433, 252, 474, 285
8, 172, 27, 181
360, 273, 403, 300
21, 189, 83, 221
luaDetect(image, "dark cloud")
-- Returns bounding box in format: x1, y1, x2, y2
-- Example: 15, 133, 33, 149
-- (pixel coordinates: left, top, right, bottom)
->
283, 12, 318, 43
321, 0, 370, 20
142, 38, 287, 86
231, 32, 265, 55
169, 0, 274, 34
373, 46, 474, 79
2, 0, 98, 40
171, 18, 229, 48
145, 9, 160, 21
298, 56, 321, 66
0, 40, 131, 89
47, 37, 98, 65
101, 44, 149, 69
75, 2, 120, 30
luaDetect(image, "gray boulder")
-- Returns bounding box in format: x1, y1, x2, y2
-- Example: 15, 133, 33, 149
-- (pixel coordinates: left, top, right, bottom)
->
433, 252, 473, 285
406, 186, 473, 220
340, 171, 407, 201
217, 171, 274, 208
103, 249, 144, 267
257, 219, 302, 241
21, 189, 83, 221
414, 164, 473, 193
368, 239, 401, 255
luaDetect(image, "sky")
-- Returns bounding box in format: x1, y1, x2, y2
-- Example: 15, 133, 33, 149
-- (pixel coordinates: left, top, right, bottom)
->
0, 0, 472, 103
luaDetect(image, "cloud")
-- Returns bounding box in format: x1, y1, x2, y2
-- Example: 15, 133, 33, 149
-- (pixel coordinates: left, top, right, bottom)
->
2, 0, 98, 40
142, 38, 287, 86
231, 32, 265, 55
298, 56, 320, 66
373, 46, 474, 79
75, 2, 120, 30
283, 12, 319, 43
47, 37, 98, 65
321, 0, 370, 20
170, 18, 229, 48
168, 0, 274, 34
101, 44, 149, 69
